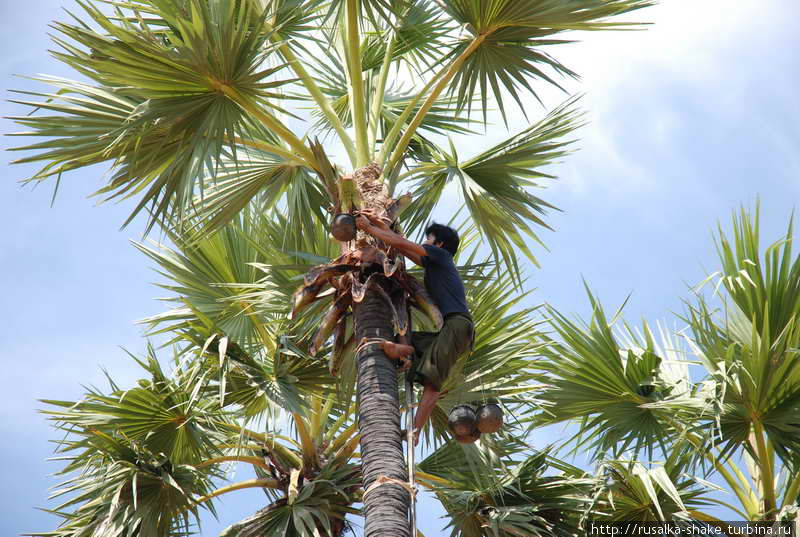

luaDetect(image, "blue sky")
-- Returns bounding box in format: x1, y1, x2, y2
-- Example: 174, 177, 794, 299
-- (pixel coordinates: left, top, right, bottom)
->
2, 1, 799, 535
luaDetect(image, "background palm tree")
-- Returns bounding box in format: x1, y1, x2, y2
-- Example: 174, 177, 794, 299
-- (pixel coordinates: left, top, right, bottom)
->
536, 205, 800, 531
8, 0, 655, 535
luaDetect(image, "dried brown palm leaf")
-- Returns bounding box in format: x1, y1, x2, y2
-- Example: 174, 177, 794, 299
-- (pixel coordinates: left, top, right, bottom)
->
310, 292, 353, 356
303, 263, 356, 287
329, 318, 355, 377
383, 253, 403, 277
351, 272, 385, 303
290, 283, 324, 320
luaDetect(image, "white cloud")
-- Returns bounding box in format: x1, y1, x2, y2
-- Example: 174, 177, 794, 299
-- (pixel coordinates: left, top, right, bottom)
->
562, 1, 777, 88
533, 1, 796, 199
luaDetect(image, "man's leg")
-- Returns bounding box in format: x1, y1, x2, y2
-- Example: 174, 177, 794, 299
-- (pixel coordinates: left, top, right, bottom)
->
398, 330, 438, 444
408, 318, 473, 443
410, 381, 440, 446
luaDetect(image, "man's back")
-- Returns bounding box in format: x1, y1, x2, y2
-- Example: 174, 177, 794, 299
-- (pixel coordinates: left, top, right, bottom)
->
420, 244, 470, 318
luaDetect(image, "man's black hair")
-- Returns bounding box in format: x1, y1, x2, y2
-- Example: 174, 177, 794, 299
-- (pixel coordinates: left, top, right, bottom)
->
424, 223, 459, 256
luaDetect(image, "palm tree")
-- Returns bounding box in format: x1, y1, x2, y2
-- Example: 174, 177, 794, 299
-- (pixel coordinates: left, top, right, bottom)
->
536, 205, 800, 531
34, 216, 558, 536
9, 0, 654, 535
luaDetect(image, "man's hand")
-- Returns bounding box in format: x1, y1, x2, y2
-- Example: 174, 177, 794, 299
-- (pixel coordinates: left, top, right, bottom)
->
353, 207, 426, 266
355, 214, 372, 232
358, 208, 391, 231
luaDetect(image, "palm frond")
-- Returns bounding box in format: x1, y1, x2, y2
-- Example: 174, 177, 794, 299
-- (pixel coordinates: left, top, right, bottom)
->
309, 51, 475, 140
419, 440, 595, 537
135, 219, 272, 349
264, 0, 328, 43
9, 0, 299, 231
682, 205, 800, 466
32, 345, 231, 537
30, 445, 213, 537
439, 0, 654, 122
381, 88, 476, 141
189, 135, 330, 237
400, 97, 583, 282
592, 446, 720, 523
135, 208, 345, 415
537, 287, 707, 460
42, 345, 227, 464
361, 0, 454, 72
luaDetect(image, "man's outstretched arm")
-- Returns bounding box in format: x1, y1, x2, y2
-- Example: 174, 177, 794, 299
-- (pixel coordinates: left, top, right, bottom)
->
356, 209, 426, 266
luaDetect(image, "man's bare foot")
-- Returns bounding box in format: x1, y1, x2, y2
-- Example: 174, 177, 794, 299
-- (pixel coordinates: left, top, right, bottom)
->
382, 340, 413, 372
356, 338, 413, 371
381, 340, 414, 360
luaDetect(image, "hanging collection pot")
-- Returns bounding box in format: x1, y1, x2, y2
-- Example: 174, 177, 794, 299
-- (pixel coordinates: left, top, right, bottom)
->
331, 213, 357, 242
475, 403, 504, 434
447, 404, 477, 437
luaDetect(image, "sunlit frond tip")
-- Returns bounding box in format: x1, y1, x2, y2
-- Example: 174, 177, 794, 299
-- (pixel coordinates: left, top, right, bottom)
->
440, 0, 655, 122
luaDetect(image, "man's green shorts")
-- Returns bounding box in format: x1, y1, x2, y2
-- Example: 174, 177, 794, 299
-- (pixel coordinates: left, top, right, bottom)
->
409, 312, 475, 391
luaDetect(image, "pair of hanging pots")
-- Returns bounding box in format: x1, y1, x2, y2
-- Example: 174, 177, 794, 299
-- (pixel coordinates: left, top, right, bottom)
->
447, 403, 504, 443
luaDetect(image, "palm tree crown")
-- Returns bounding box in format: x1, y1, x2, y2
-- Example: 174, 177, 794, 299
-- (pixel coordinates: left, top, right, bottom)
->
7, 1, 671, 536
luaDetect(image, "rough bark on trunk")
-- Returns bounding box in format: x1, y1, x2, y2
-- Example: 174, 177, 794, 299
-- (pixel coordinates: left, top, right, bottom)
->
354, 285, 410, 537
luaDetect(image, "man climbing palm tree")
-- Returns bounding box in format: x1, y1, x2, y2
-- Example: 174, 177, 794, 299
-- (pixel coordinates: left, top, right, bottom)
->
356, 209, 474, 445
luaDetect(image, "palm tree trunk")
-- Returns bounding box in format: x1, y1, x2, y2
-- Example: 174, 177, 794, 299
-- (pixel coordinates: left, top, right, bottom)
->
353, 285, 410, 537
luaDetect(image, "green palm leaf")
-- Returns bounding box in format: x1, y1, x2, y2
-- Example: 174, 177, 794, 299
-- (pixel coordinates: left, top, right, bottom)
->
360, 0, 454, 72
593, 453, 716, 523
309, 49, 474, 141
135, 209, 342, 415
188, 135, 329, 237
31, 447, 213, 537
683, 205, 800, 466
10, 0, 299, 231
33, 347, 229, 537
419, 440, 595, 537
218, 461, 360, 537
537, 288, 707, 460
42, 346, 226, 464
438, 0, 654, 122
400, 97, 583, 282
135, 220, 273, 349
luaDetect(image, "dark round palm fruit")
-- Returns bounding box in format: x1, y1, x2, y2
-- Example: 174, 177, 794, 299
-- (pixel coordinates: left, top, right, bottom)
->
454, 428, 481, 444
476, 403, 503, 434
331, 213, 356, 242
448, 405, 477, 436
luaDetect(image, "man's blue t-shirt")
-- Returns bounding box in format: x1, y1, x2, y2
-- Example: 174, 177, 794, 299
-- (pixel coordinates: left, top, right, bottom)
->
420, 244, 470, 318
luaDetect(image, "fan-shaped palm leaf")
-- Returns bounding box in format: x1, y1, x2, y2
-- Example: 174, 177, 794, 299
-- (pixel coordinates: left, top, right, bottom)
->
676, 206, 800, 518
10, 0, 305, 231
42, 346, 227, 464
35, 346, 228, 537
537, 288, 709, 460
418, 439, 595, 537
360, 0, 454, 72
399, 97, 583, 282
438, 0, 654, 122
592, 452, 719, 523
